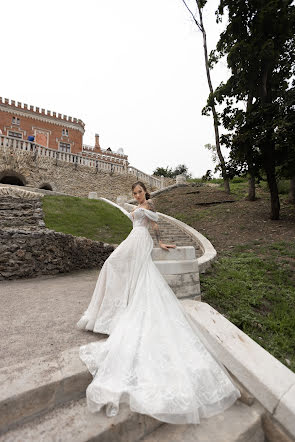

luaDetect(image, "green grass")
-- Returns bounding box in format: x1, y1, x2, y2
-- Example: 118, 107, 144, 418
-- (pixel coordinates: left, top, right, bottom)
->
201, 241, 295, 372
42, 195, 132, 244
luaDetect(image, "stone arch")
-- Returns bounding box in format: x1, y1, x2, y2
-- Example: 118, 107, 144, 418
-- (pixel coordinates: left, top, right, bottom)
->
39, 183, 53, 191
0, 170, 27, 186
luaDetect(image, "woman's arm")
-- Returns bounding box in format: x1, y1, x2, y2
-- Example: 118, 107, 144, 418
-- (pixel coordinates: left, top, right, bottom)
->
144, 200, 176, 251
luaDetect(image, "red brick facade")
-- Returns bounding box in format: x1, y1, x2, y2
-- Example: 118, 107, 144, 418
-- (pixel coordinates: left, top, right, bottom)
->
0, 98, 85, 154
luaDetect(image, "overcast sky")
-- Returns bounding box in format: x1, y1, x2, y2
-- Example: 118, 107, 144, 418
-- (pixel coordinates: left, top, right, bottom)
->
1, 0, 230, 178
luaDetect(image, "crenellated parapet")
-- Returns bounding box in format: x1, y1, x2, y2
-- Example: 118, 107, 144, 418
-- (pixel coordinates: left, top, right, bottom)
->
0, 97, 85, 133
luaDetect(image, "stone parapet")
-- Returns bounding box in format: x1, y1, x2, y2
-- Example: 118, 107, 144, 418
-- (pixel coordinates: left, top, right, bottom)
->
0, 145, 159, 200
182, 300, 295, 441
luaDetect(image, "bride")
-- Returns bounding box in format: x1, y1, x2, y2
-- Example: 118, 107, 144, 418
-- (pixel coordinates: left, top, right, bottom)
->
76, 181, 240, 425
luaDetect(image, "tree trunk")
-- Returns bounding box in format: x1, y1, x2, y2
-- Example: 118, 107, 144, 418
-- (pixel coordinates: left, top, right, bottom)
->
288, 177, 295, 204
197, 3, 230, 193
247, 173, 256, 201
245, 94, 256, 201
181, 0, 230, 193
260, 62, 280, 219
264, 149, 280, 219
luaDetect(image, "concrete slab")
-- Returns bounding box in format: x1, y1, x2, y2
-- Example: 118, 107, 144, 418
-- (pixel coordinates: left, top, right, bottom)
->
181, 300, 295, 439
154, 259, 198, 274
0, 268, 104, 369
142, 400, 264, 442
151, 246, 196, 261
274, 383, 295, 439
0, 345, 94, 433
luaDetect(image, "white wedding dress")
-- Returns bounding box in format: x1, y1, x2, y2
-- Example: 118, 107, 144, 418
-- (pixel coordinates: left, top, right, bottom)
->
76, 207, 240, 424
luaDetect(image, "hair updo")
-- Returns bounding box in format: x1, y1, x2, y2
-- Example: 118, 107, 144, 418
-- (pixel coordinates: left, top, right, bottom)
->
131, 181, 151, 200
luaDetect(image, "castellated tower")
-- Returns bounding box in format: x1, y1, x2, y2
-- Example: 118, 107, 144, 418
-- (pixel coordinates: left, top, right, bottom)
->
0, 97, 85, 154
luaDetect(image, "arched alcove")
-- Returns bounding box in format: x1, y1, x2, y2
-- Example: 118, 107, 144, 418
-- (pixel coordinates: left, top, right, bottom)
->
39, 183, 53, 191
0, 170, 26, 186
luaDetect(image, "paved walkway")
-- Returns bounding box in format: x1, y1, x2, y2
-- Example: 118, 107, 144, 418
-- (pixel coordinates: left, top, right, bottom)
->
0, 269, 106, 369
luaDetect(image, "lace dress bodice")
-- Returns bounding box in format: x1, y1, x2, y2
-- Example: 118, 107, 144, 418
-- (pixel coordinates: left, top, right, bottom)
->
128, 207, 159, 228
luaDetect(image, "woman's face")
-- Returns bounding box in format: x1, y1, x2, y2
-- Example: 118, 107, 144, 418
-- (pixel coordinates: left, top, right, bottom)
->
133, 185, 146, 204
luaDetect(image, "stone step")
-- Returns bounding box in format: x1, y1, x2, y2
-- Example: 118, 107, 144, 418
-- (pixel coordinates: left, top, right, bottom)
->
0, 398, 162, 442
0, 397, 264, 442
141, 401, 264, 442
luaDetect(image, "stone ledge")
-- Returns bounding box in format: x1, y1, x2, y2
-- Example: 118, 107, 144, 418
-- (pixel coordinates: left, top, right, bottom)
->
274, 383, 295, 439
151, 246, 196, 261
181, 300, 295, 440
153, 258, 198, 275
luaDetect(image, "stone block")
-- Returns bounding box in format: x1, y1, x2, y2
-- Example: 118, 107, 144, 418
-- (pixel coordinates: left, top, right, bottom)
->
88, 191, 98, 199
151, 246, 196, 261
154, 259, 198, 275
181, 300, 295, 434
274, 383, 295, 439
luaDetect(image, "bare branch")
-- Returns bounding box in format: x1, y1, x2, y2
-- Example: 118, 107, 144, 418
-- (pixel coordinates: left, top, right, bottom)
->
181, 0, 202, 32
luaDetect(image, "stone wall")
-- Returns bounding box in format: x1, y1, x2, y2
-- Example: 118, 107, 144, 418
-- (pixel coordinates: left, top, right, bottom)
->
0, 228, 114, 280
0, 148, 174, 201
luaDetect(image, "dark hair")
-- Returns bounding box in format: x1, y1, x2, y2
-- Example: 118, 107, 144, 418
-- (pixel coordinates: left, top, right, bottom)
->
131, 181, 151, 200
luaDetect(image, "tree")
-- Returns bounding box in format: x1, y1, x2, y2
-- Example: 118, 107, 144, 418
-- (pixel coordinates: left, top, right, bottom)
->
214, 0, 295, 219
202, 169, 213, 180
153, 164, 192, 179
275, 82, 295, 204
181, 0, 230, 193
153, 166, 174, 178
173, 163, 193, 179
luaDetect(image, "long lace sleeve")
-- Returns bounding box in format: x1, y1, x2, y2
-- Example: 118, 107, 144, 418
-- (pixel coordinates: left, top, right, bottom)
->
127, 212, 134, 222
144, 200, 162, 244
143, 200, 159, 222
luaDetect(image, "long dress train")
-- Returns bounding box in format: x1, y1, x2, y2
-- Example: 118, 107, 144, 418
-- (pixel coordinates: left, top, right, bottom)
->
76, 207, 240, 425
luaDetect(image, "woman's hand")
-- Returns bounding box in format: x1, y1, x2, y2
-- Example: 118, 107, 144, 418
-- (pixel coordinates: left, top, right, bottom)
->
159, 241, 176, 251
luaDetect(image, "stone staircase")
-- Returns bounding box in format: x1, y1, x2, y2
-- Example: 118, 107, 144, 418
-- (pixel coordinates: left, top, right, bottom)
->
0, 346, 265, 442
0, 399, 264, 442
148, 215, 202, 258
0, 196, 45, 231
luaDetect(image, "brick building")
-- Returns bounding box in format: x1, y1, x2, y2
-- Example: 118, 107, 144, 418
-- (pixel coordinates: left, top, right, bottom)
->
0, 97, 85, 154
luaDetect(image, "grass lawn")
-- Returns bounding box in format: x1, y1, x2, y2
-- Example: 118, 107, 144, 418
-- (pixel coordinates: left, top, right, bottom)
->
201, 241, 295, 372
42, 195, 132, 244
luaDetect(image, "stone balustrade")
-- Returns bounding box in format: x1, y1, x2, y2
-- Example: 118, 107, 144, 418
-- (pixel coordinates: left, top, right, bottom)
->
0, 135, 163, 189
127, 166, 163, 189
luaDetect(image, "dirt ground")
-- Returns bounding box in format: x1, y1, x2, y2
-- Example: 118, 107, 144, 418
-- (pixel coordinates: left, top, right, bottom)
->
153, 184, 295, 253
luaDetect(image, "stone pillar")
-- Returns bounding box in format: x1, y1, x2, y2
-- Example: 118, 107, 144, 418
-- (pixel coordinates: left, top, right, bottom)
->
94, 134, 101, 153
176, 174, 186, 184
160, 175, 165, 189
88, 191, 98, 199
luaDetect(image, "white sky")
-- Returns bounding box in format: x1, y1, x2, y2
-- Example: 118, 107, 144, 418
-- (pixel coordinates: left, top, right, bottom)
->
1, 0, 230, 178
